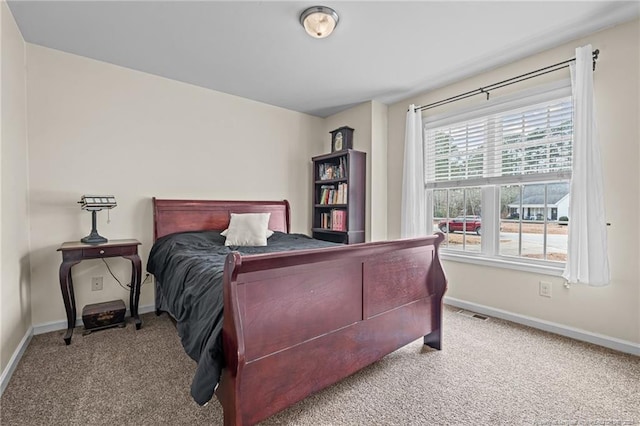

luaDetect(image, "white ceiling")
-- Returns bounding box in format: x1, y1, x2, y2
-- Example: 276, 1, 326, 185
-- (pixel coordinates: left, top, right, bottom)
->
7, 1, 640, 117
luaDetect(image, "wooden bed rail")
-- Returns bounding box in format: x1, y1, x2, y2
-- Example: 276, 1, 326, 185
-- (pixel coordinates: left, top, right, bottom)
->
218, 234, 446, 425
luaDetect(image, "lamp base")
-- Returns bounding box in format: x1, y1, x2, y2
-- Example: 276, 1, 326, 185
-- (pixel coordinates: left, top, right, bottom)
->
82, 210, 108, 244
81, 232, 108, 245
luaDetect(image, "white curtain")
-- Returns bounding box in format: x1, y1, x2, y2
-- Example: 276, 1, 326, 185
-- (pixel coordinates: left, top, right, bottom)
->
401, 105, 427, 238
562, 44, 610, 286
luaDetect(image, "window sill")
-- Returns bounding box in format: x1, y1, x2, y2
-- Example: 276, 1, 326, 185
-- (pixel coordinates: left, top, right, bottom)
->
439, 251, 565, 277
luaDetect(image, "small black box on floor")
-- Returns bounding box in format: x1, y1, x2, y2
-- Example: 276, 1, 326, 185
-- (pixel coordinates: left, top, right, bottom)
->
82, 299, 126, 333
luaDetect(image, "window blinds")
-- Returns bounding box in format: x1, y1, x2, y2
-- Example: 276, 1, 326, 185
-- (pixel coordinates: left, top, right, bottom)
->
424, 97, 573, 189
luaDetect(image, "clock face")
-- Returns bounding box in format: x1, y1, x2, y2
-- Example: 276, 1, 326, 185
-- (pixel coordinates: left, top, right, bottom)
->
335, 132, 343, 150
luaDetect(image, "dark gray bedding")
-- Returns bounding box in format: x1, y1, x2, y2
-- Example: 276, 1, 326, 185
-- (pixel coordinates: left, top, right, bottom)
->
146, 230, 339, 405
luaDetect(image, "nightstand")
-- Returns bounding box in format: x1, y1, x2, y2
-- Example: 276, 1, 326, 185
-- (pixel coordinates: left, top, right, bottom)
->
57, 239, 142, 345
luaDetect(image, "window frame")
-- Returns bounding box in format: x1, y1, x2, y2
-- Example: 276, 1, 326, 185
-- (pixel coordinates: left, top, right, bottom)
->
423, 80, 572, 276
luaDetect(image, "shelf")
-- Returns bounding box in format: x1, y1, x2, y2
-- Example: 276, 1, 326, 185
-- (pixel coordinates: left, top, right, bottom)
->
315, 204, 347, 208
315, 178, 348, 185
312, 228, 347, 234
312, 149, 356, 162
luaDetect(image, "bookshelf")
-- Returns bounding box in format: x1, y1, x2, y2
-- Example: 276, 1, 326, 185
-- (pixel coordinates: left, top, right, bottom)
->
312, 149, 365, 244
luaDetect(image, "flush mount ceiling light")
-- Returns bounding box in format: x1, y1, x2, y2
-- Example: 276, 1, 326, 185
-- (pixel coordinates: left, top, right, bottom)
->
300, 6, 339, 39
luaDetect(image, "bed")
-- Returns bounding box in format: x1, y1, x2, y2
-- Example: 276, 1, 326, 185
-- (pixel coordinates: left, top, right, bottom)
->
148, 198, 447, 425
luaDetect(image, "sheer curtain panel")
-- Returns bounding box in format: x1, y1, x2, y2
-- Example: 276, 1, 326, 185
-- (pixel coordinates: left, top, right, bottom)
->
562, 44, 610, 286
401, 105, 428, 238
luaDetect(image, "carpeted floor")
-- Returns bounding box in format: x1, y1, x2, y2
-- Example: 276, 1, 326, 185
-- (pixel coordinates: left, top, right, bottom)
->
1, 305, 638, 425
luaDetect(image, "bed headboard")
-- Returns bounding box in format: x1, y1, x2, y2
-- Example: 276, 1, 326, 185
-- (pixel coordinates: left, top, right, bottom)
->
152, 198, 291, 241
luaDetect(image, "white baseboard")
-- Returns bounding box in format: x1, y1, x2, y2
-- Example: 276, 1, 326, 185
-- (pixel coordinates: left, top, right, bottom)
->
0, 326, 33, 396
1, 304, 156, 397
444, 296, 640, 356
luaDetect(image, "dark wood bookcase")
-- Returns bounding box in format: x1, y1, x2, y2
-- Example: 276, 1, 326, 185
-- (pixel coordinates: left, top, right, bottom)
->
312, 149, 366, 244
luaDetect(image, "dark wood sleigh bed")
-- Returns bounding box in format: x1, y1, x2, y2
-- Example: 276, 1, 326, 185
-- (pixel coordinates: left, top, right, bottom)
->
151, 198, 447, 425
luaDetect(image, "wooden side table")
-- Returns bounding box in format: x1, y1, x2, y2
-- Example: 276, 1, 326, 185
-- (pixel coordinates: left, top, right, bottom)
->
57, 239, 142, 345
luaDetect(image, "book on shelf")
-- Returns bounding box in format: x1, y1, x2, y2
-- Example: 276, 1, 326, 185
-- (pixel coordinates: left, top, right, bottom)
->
337, 182, 347, 204
319, 184, 333, 204
319, 183, 348, 205
317, 210, 347, 231
320, 211, 332, 229
318, 182, 349, 204
331, 209, 347, 231
318, 157, 347, 181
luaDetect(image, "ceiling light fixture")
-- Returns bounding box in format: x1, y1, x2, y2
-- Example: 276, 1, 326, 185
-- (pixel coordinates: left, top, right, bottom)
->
300, 6, 339, 39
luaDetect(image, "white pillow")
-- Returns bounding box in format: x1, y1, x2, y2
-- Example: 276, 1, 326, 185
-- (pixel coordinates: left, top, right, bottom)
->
222, 213, 271, 246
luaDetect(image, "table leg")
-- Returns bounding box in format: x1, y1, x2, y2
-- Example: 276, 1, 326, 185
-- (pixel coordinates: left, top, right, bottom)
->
58, 260, 79, 345
68, 267, 77, 329
124, 254, 142, 330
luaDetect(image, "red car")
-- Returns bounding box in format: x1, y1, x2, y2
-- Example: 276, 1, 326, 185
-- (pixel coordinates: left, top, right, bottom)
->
438, 216, 482, 235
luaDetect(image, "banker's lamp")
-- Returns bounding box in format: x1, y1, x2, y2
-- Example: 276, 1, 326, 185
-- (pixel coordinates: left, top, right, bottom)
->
78, 195, 117, 244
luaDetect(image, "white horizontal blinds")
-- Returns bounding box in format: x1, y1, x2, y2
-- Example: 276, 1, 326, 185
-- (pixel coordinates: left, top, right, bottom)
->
425, 96, 573, 188
497, 98, 573, 178
429, 118, 487, 184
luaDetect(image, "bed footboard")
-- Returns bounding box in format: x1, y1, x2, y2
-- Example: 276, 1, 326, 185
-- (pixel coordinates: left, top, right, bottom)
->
217, 234, 446, 425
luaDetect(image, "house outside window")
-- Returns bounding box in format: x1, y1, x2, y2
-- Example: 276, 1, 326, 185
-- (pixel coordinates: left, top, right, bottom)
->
423, 82, 573, 274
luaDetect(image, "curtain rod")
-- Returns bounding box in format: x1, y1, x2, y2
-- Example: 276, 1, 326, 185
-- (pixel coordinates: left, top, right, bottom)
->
412, 49, 599, 112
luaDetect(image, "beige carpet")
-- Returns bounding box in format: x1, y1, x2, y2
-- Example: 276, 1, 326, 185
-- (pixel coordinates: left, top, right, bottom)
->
1, 305, 638, 425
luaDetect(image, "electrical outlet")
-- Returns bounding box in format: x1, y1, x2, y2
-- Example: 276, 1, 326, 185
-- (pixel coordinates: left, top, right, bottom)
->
539, 281, 552, 298
91, 276, 103, 291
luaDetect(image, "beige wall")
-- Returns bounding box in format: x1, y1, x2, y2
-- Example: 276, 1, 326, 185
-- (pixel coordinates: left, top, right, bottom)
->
26, 44, 324, 326
370, 101, 388, 242
324, 100, 388, 242
387, 20, 640, 343
1, 1, 31, 373
324, 103, 373, 241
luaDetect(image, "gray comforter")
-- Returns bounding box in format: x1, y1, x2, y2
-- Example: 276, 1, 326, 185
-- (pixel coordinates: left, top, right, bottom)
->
146, 230, 338, 405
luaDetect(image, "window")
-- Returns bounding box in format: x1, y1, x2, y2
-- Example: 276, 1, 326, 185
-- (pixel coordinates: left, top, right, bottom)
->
424, 83, 572, 273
